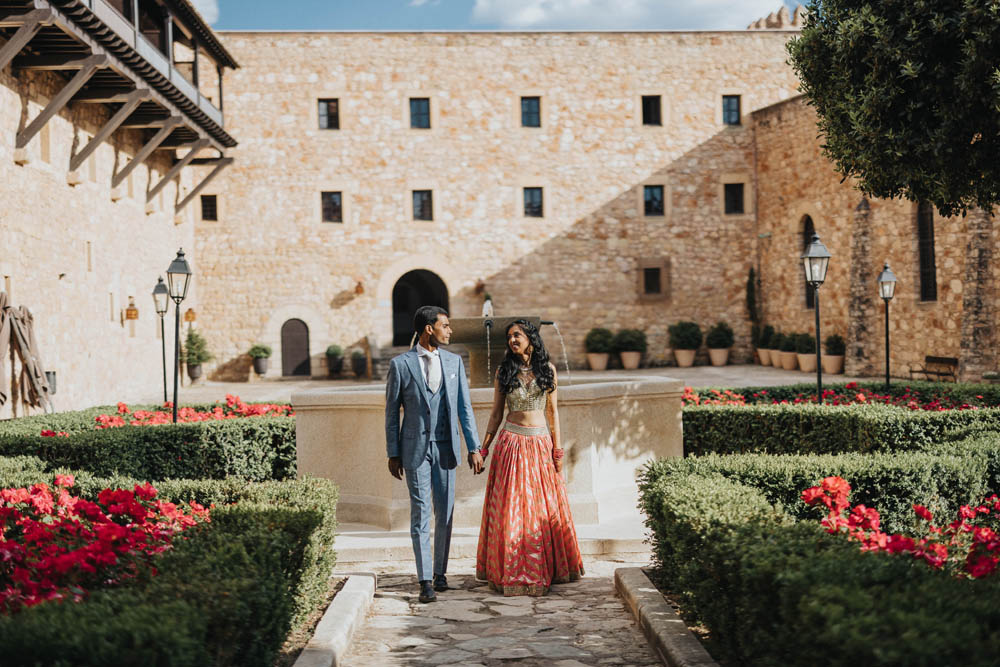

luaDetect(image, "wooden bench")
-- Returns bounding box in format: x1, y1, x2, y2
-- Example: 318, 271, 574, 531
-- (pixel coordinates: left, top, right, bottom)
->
909, 355, 959, 382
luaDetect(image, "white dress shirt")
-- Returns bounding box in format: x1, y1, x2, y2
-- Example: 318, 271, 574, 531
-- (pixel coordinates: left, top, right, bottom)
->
416, 343, 442, 393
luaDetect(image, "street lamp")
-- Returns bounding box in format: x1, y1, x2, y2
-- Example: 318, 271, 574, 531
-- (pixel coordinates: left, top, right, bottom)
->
166, 249, 192, 423
802, 233, 832, 403
877, 261, 897, 391
152, 276, 169, 404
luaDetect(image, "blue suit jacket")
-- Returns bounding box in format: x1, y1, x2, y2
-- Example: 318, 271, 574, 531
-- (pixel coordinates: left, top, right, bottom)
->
385, 347, 481, 471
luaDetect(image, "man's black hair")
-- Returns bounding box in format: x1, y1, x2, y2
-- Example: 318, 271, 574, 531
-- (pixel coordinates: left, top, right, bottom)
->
413, 305, 448, 335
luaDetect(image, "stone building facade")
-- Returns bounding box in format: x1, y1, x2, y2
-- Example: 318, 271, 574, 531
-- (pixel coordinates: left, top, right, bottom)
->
198, 30, 802, 378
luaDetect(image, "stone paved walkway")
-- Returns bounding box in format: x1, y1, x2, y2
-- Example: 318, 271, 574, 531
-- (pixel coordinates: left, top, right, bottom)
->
341, 558, 661, 666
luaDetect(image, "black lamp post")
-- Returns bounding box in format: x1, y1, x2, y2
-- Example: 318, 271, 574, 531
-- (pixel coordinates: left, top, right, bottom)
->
152, 276, 169, 404
877, 261, 897, 391
802, 233, 832, 403
166, 249, 192, 423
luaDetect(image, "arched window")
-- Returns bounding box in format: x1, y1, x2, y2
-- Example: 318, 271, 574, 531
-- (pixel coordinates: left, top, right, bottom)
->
802, 215, 816, 309
917, 202, 937, 301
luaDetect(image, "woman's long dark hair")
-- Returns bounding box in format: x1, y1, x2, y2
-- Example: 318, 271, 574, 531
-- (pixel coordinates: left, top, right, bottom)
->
497, 320, 555, 395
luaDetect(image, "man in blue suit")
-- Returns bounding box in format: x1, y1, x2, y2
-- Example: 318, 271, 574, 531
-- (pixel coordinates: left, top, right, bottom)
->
385, 305, 483, 603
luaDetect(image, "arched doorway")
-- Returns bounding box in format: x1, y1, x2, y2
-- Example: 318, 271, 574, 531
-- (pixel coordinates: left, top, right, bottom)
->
392, 270, 448, 346
281, 319, 311, 376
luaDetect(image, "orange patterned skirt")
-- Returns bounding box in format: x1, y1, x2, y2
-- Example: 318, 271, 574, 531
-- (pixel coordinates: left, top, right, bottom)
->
475, 422, 584, 596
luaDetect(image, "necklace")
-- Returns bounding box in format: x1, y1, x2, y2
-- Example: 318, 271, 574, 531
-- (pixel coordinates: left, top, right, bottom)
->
518, 363, 532, 372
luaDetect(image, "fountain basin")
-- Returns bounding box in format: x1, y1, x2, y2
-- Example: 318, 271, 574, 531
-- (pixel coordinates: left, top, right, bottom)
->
292, 375, 683, 530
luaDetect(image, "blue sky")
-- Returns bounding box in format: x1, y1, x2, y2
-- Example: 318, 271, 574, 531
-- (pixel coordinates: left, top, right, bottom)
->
197, 0, 801, 31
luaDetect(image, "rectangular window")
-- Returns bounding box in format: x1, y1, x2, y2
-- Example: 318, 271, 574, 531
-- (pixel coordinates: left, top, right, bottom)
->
200, 194, 218, 220
644, 185, 664, 216
410, 98, 431, 129
641, 95, 662, 126
413, 190, 433, 221
521, 96, 541, 127
318, 99, 339, 130
917, 202, 937, 301
724, 183, 745, 214
643, 267, 662, 294
321, 191, 343, 223
722, 95, 741, 125
523, 187, 543, 217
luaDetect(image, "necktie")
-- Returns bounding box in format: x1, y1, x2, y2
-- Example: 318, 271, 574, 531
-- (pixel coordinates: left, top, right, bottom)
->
424, 354, 440, 393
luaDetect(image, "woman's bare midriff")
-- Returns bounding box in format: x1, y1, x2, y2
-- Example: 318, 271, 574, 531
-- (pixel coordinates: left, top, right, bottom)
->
506, 409, 548, 428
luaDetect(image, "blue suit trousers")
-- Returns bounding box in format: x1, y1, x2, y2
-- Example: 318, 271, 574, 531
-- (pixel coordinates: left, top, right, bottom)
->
403, 439, 455, 581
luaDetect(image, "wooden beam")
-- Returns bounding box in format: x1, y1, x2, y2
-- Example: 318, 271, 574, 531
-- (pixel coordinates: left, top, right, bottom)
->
13, 54, 99, 70
147, 138, 208, 201
176, 157, 233, 212
0, 10, 52, 72
73, 88, 139, 103
70, 88, 151, 172
16, 55, 108, 149
0, 7, 51, 28
112, 115, 184, 188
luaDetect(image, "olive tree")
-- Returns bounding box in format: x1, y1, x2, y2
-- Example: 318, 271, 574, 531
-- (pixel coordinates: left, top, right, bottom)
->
787, 0, 1000, 216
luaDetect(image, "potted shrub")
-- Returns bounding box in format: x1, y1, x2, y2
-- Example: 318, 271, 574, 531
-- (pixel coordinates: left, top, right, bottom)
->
778, 332, 799, 370
248, 344, 272, 376
668, 321, 702, 367
823, 334, 846, 375
796, 332, 817, 372
350, 349, 367, 379
613, 329, 647, 370
584, 327, 614, 371
325, 344, 344, 377
182, 328, 213, 381
758, 325, 774, 366
705, 321, 734, 366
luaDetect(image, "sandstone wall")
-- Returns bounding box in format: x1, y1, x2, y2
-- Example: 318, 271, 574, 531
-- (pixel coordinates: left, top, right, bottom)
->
200, 30, 801, 376
0, 64, 199, 418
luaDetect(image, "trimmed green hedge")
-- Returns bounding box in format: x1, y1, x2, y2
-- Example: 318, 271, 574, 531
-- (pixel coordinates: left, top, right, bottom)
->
0, 457, 337, 666
638, 448, 1000, 665
0, 417, 296, 482
683, 402, 1000, 456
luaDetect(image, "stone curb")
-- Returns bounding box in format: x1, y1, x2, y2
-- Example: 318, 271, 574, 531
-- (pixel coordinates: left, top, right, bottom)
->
293, 572, 377, 667
615, 567, 718, 667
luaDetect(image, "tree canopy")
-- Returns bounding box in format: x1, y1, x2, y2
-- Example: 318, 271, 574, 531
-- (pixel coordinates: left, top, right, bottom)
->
787, 0, 1000, 216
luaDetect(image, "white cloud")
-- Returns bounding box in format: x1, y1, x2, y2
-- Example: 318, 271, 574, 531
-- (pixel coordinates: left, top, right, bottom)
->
189, 0, 220, 24
471, 0, 792, 30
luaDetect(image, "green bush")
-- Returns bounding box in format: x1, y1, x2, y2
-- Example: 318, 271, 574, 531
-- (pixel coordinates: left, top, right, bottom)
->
824, 334, 846, 356
325, 344, 343, 357
0, 464, 337, 666
795, 332, 815, 354
706, 321, 735, 349
779, 333, 798, 353
668, 321, 702, 350
612, 328, 647, 354
182, 328, 213, 365
768, 332, 785, 351
638, 456, 1000, 666
758, 325, 774, 349
0, 417, 296, 482
584, 327, 614, 354
247, 344, 272, 359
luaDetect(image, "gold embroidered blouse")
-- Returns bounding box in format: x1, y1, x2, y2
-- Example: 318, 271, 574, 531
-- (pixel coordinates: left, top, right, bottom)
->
505, 377, 548, 412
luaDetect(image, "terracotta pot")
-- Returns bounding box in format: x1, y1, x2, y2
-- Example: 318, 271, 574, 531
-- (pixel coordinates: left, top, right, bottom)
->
797, 353, 817, 373
779, 350, 798, 370
586, 352, 610, 371
758, 348, 772, 366
620, 351, 642, 370
822, 355, 844, 375
708, 348, 730, 366
674, 349, 696, 367
252, 357, 269, 376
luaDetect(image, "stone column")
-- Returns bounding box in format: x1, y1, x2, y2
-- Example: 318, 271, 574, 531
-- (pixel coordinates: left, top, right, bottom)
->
959, 208, 996, 381
846, 198, 878, 376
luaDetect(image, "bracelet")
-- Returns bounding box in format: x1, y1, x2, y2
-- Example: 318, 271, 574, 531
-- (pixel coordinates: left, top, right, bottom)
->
478, 447, 489, 458
552, 448, 564, 460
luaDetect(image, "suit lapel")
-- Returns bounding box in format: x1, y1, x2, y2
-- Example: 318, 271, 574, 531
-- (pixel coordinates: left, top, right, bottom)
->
404, 351, 429, 407
440, 351, 455, 397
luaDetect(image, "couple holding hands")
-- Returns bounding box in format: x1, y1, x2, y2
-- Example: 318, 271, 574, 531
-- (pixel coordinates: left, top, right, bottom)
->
385, 306, 584, 602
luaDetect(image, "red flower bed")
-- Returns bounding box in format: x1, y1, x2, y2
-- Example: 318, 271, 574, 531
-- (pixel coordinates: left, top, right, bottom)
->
682, 382, 984, 411
802, 476, 1000, 579
91, 394, 292, 429
0, 475, 209, 613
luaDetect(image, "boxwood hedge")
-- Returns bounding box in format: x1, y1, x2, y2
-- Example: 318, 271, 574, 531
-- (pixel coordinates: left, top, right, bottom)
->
638, 444, 1000, 665
0, 456, 337, 667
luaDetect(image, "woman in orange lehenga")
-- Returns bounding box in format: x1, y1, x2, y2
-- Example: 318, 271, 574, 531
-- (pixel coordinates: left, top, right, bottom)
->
475, 319, 584, 596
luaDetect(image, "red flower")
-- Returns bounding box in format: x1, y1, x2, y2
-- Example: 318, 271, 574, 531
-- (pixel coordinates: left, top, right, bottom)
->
913, 505, 934, 522
966, 554, 998, 578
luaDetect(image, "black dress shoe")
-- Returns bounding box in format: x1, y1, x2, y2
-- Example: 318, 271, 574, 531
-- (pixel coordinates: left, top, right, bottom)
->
433, 574, 448, 592
418, 580, 437, 603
